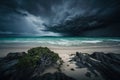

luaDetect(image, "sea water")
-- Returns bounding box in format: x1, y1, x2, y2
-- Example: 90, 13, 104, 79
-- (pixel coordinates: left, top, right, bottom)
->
0, 37, 120, 47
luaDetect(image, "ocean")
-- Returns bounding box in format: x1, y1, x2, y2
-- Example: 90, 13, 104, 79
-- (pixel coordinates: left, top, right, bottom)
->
0, 37, 120, 47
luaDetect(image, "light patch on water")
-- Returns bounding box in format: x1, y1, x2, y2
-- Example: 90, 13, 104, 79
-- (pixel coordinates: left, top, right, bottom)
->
81, 40, 102, 43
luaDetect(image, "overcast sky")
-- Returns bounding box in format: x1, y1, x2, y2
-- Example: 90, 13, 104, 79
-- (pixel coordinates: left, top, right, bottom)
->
0, 0, 120, 37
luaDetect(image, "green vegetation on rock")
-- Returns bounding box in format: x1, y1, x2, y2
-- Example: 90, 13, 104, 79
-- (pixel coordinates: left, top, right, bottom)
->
17, 47, 60, 69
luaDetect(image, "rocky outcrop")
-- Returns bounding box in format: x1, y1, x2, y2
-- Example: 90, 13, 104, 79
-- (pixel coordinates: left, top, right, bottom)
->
35, 72, 76, 80
6, 52, 27, 60
0, 47, 67, 80
0, 52, 27, 80
71, 52, 120, 80
0, 52, 26, 72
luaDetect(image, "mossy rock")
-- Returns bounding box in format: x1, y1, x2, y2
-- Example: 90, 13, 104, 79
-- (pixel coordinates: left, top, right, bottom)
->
17, 47, 60, 69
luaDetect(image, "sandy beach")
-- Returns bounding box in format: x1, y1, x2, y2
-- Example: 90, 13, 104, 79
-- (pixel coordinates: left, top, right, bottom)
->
0, 44, 120, 57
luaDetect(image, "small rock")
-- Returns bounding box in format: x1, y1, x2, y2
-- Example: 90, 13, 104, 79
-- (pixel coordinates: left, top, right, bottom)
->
70, 68, 75, 71
70, 54, 75, 56
85, 72, 91, 78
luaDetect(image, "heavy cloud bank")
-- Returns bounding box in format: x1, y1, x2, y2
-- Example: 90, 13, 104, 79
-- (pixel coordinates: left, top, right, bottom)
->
0, 0, 120, 37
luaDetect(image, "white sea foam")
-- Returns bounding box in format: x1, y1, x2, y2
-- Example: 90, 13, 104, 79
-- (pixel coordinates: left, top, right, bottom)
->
81, 40, 102, 43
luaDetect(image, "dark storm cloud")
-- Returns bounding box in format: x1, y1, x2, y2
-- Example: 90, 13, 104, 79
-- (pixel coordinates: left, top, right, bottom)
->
46, 0, 120, 36
0, 0, 120, 36
0, 0, 62, 36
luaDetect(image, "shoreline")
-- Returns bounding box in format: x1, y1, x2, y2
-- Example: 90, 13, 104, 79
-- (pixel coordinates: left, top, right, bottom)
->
0, 45, 120, 57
